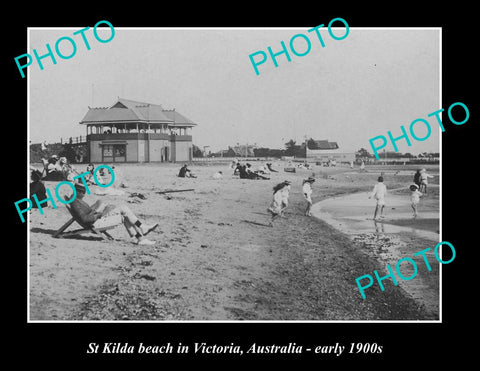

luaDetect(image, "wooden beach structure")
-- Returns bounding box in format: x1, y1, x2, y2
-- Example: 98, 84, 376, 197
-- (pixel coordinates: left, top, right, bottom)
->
79, 98, 197, 163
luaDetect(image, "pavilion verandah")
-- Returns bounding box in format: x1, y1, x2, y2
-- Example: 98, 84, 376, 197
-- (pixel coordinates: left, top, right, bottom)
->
80, 98, 196, 163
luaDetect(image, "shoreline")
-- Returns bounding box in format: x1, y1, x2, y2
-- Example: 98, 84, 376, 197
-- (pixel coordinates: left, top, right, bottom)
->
311, 188, 440, 319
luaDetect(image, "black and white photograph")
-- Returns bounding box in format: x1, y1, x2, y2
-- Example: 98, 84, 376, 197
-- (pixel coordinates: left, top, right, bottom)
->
7, 5, 475, 364
26, 25, 441, 322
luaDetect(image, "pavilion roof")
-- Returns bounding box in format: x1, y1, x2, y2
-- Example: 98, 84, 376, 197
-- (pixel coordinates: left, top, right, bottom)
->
79, 98, 197, 127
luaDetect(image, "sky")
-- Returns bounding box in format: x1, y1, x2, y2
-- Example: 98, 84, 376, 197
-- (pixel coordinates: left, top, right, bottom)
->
28, 26, 440, 155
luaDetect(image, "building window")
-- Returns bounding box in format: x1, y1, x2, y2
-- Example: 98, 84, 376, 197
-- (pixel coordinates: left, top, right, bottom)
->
103, 145, 113, 157
102, 144, 126, 162
114, 145, 126, 157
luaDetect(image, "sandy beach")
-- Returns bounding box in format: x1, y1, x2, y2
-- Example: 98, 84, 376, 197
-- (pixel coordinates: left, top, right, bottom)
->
28, 161, 440, 321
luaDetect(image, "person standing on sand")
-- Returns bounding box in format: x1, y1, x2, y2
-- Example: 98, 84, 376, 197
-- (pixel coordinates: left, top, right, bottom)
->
368, 176, 387, 220
267, 181, 291, 226
410, 184, 423, 218
302, 177, 315, 216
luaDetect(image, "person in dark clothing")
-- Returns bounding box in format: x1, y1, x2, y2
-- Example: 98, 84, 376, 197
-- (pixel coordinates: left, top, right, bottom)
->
178, 164, 196, 178
30, 170, 47, 208
413, 169, 421, 188
245, 163, 256, 178
236, 163, 258, 179
178, 164, 188, 177
235, 163, 269, 180
235, 163, 247, 178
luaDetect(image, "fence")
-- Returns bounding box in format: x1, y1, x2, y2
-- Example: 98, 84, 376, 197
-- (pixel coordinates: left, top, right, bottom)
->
192, 156, 278, 163
58, 136, 87, 145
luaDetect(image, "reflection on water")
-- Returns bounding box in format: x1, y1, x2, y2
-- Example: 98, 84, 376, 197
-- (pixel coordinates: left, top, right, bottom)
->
373, 220, 385, 234
311, 193, 439, 241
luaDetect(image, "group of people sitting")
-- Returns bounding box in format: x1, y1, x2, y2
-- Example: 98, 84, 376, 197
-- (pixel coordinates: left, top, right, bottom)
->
234, 163, 270, 180
233, 160, 281, 180
31, 158, 302, 245
297, 162, 313, 170
38, 157, 127, 191
41, 155, 77, 181
177, 161, 277, 180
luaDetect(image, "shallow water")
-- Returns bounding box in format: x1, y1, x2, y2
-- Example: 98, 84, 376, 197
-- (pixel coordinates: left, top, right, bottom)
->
311, 191, 440, 319
312, 191, 439, 240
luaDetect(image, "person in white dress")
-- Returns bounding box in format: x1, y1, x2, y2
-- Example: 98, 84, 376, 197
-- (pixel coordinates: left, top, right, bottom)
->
368, 176, 387, 220
302, 177, 315, 216
410, 184, 423, 218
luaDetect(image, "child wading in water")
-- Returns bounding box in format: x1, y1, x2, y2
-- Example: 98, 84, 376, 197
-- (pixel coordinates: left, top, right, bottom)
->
410, 184, 423, 218
368, 176, 387, 220
302, 177, 315, 216
267, 180, 291, 226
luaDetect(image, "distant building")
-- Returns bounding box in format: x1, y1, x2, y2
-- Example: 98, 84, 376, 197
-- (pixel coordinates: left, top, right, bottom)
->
232, 144, 257, 157
305, 139, 355, 163
79, 98, 197, 163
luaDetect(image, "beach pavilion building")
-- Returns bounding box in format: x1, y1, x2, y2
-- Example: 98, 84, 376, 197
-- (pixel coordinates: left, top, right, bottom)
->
79, 98, 197, 163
